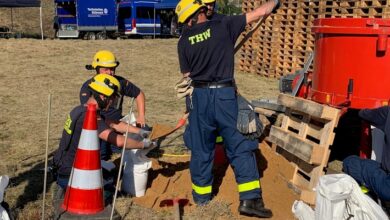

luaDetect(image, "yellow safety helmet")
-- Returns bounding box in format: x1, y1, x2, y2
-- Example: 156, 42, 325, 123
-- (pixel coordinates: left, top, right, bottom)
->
175, 0, 206, 23
91, 50, 120, 69
89, 74, 121, 97
202, 0, 216, 4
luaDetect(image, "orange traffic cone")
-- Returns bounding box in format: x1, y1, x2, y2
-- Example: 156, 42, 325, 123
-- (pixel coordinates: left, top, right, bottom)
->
62, 103, 104, 215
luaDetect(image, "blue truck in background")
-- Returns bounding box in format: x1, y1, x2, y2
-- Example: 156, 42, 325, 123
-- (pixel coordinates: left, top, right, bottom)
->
54, 0, 179, 39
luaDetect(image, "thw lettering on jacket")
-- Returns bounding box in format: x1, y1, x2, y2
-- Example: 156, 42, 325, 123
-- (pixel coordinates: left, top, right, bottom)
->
188, 28, 211, 45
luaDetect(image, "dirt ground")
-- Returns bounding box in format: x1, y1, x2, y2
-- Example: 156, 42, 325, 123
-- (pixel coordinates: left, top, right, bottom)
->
0, 39, 299, 219
129, 142, 300, 220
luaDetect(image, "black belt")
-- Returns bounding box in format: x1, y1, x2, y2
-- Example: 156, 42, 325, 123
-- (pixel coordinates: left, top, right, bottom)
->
192, 81, 235, 89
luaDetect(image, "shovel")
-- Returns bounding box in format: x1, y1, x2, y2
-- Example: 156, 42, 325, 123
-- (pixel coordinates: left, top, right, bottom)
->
149, 113, 188, 141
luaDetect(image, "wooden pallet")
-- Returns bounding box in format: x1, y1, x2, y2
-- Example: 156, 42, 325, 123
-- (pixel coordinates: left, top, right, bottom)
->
240, 0, 390, 78
267, 93, 341, 204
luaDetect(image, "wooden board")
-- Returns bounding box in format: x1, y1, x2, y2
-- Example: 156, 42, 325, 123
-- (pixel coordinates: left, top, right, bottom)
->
269, 126, 324, 165
277, 94, 340, 121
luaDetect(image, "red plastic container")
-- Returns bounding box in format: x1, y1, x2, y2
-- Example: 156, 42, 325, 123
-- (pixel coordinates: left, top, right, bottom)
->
310, 18, 390, 109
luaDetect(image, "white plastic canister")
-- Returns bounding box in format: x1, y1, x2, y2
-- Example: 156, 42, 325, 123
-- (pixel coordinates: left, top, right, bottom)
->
120, 114, 153, 197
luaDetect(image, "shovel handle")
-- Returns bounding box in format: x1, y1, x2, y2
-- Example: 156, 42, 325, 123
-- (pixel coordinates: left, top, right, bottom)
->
174, 199, 180, 220
176, 112, 189, 128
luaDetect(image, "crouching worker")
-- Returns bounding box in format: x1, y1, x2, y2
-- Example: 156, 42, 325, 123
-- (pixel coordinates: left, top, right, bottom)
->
343, 106, 390, 213
52, 74, 155, 201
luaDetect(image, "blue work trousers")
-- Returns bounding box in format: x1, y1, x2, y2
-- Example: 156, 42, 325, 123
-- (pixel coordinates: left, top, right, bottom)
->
184, 87, 261, 204
343, 155, 390, 201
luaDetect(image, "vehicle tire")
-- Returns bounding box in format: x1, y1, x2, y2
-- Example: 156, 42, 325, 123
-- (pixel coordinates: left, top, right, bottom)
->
170, 19, 176, 36
85, 32, 96, 40
96, 32, 107, 40
54, 30, 59, 39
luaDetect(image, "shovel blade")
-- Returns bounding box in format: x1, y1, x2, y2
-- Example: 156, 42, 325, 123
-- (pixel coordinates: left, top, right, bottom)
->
150, 124, 178, 140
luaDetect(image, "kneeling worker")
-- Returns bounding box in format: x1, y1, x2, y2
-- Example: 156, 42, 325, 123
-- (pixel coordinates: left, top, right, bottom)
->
53, 74, 155, 193
343, 106, 390, 211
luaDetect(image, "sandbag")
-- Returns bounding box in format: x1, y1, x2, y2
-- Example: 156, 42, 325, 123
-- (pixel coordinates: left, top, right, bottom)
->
292, 200, 315, 220
291, 174, 388, 220
315, 174, 388, 220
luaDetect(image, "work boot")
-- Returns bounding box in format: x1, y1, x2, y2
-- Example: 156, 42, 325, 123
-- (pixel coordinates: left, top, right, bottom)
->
238, 198, 273, 218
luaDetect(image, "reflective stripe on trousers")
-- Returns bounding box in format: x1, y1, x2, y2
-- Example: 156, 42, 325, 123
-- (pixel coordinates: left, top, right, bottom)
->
192, 183, 212, 195
343, 155, 390, 201
238, 180, 261, 193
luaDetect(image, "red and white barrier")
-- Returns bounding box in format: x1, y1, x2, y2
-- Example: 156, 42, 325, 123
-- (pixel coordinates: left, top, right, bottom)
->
62, 104, 105, 215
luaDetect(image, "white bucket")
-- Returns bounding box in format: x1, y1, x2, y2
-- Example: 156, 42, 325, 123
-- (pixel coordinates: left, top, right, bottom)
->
0, 175, 9, 203
0, 176, 10, 220
121, 149, 152, 197
119, 113, 154, 197
0, 205, 10, 220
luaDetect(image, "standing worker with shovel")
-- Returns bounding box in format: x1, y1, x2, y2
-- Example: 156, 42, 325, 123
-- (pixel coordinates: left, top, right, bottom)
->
175, 0, 280, 218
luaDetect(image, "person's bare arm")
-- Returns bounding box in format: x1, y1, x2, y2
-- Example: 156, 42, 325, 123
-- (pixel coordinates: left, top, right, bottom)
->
99, 128, 144, 149
246, 0, 279, 24
106, 120, 141, 134
135, 91, 146, 126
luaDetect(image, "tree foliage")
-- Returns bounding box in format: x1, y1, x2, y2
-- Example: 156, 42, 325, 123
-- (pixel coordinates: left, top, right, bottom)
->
216, 0, 242, 15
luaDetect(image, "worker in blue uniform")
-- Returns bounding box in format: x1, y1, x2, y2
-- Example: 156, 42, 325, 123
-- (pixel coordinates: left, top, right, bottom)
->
343, 106, 390, 203
53, 74, 155, 198
175, 0, 280, 217
80, 50, 148, 160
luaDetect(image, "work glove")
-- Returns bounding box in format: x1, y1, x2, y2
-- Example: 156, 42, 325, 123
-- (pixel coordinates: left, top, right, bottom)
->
142, 138, 157, 149
237, 95, 264, 140
175, 76, 192, 90
138, 128, 151, 138
177, 86, 194, 99
175, 76, 193, 99
237, 110, 250, 134
248, 111, 257, 134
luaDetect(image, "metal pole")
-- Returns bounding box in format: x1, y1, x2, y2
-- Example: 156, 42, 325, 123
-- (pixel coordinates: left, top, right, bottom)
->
10, 8, 13, 32
42, 94, 51, 220
153, 8, 156, 39
40, 6, 44, 40
110, 97, 135, 220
